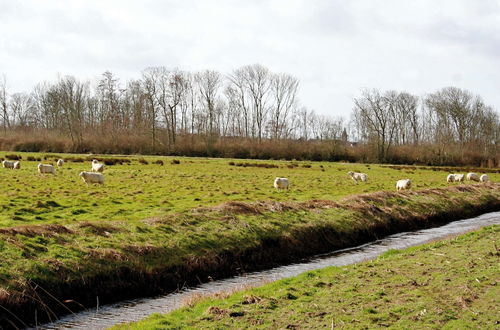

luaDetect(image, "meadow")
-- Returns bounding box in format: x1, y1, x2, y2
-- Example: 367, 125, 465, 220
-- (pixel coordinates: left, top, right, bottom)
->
118, 225, 500, 329
0, 151, 499, 327
1, 151, 498, 228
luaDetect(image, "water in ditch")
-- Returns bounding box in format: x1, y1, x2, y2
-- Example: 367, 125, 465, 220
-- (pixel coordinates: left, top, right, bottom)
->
36, 211, 500, 329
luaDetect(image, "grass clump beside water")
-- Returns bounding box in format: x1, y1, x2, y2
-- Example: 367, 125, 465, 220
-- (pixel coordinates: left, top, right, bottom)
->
116, 225, 500, 329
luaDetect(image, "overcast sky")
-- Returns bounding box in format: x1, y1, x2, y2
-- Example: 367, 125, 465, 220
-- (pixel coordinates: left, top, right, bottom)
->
1, 0, 499, 117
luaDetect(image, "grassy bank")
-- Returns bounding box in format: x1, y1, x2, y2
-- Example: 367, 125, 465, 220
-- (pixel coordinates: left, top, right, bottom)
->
118, 225, 500, 329
0, 184, 499, 327
0, 152, 499, 327
1, 152, 498, 228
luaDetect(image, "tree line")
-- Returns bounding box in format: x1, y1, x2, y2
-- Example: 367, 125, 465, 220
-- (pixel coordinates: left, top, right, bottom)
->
351, 88, 499, 165
0, 65, 498, 166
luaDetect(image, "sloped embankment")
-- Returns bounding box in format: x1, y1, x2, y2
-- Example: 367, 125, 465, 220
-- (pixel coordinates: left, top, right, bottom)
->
119, 225, 499, 329
0, 184, 499, 328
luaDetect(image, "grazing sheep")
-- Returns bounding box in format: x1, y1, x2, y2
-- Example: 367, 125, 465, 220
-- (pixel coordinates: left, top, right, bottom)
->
396, 179, 412, 191
466, 172, 480, 182
274, 177, 289, 190
2, 160, 15, 169
347, 171, 368, 183
91, 159, 104, 172
79, 171, 104, 185
56, 159, 64, 167
13, 161, 21, 169
446, 174, 455, 183
480, 174, 489, 183
38, 163, 56, 174
453, 174, 465, 182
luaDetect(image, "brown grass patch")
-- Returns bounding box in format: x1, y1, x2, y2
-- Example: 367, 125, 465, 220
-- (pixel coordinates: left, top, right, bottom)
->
182, 281, 268, 310
242, 295, 262, 305
213, 201, 265, 214
63, 156, 85, 163
122, 244, 166, 256
87, 248, 128, 261
0, 224, 72, 237
44, 258, 67, 271
141, 216, 166, 225
229, 162, 278, 169
206, 306, 228, 316
5, 154, 22, 160
78, 222, 121, 236
103, 158, 131, 165
198, 199, 341, 215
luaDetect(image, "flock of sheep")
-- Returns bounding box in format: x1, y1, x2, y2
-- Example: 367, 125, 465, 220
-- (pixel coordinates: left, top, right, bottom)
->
2, 158, 106, 185
346, 171, 413, 191
273, 171, 413, 192
2, 157, 493, 191
446, 172, 489, 183
273, 169, 490, 192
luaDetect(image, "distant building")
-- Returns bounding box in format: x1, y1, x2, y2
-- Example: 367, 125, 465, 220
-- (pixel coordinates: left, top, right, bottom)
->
341, 128, 348, 142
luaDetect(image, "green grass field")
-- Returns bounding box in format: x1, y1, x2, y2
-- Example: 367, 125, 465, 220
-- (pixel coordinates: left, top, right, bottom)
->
115, 225, 500, 329
0, 151, 498, 327
1, 151, 497, 228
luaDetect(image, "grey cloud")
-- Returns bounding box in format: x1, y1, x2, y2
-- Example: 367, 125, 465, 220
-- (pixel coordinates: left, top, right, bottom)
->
306, 1, 358, 36
425, 20, 500, 58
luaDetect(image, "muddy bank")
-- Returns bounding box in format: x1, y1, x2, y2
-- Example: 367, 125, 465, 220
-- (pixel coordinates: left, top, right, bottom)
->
1, 184, 499, 329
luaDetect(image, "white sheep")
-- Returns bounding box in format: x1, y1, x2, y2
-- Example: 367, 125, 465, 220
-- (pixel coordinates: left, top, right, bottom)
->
13, 161, 21, 169
446, 174, 455, 183
347, 171, 368, 183
274, 177, 289, 190
480, 174, 489, 183
453, 174, 465, 182
396, 179, 412, 191
2, 160, 15, 169
466, 172, 480, 182
56, 159, 64, 167
91, 159, 104, 172
38, 163, 56, 174
79, 171, 105, 185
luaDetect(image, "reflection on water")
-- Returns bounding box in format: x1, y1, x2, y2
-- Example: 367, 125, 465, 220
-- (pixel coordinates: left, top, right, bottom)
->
37, 212, 500, 330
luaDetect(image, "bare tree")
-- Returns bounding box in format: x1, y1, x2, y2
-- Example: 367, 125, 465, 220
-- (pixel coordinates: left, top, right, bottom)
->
353, 89, 398, 161
146, 67, 173, 149
31, 82, 57, 130
227, 68, 251, 138
394, 92, 419, 145
9, 93, 34, 127
166, 70, 187, 146
182, 73, 199, 139
124, 79, 147, 132
297, 106, 314, 140
270, 72, 298, 139
52, 77, 88, 148
243, 64, 270, 142
426, 87, 473, 145
195, 70, 222, 139
0, 75, 9, 134
313, 115, 344, 140
97, 71, 122, 136
425, 87, 500, 162
142, 68, 160, 148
